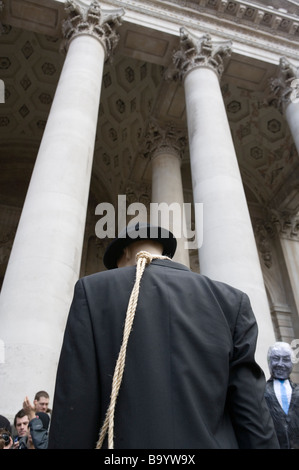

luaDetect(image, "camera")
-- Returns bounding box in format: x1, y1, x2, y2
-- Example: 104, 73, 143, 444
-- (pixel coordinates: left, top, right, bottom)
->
1, 433, 11, 445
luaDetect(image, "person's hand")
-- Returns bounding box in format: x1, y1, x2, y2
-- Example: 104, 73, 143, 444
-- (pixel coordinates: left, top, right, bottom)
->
23, 396, 36, 421
12, 438, 20, 449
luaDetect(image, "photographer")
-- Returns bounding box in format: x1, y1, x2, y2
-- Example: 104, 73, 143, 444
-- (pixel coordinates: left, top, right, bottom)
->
0, 428, 12, 449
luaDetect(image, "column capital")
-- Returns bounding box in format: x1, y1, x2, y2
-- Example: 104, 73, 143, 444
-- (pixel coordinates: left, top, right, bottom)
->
271, 208, 299, 240
268, 57, 299, 114
61, 0, 124, 59
169, 27, 232, 81
144, 120, 187, 162
253, 209, 299, 244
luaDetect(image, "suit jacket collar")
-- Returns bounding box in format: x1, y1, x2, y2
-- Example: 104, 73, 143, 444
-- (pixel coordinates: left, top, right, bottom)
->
151, 258, 191, 272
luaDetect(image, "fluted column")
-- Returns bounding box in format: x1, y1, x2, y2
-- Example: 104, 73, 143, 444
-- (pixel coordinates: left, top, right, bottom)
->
0, 1, 124, 419
271, 210, 299, 317
146, 121, 190, 267
269, 57, 299, 153
172, 28, 275, 372
268, 58, 299, 320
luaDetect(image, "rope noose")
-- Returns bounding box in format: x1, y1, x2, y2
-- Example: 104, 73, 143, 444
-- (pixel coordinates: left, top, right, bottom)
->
95, 250, 170, 449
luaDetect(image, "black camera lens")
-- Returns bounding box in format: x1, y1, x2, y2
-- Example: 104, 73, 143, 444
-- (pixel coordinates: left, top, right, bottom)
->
1, 433, 10, 445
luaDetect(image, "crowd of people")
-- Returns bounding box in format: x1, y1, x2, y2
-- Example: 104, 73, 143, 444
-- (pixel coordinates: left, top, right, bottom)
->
1, 342, 298, 449
0, 391, 51, 450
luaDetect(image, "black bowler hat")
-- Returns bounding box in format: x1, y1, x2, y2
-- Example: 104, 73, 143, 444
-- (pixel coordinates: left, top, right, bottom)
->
103, 222, 177, 270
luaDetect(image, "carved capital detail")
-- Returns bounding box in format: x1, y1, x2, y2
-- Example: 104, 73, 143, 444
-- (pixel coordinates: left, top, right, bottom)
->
61, 0, 124, 59
253, 207, 299, 266
253, 220, 275, 269
268, 57, 299, 114
169, 27, 232, 81
271, 209, 299, 240
143, 120, 187, 161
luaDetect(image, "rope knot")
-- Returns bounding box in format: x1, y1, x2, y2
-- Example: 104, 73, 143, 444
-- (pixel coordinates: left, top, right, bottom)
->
135, 250, 154, 265
136, 250, 171, 266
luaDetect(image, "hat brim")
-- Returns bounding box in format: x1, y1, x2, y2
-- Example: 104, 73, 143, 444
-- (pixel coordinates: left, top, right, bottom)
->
103, 223, 177, 269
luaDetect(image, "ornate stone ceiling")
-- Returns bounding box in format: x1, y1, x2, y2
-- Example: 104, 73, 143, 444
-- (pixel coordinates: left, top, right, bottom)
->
0, 13, 298, 225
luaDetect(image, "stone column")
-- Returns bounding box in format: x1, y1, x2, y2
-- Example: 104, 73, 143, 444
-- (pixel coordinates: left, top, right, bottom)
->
172, 28, 276, 372
268, 58, 299, 322
0, 1, 124, 420
146, 121, 190, 267
271, 210, 299, 316
268, 57, 299, 153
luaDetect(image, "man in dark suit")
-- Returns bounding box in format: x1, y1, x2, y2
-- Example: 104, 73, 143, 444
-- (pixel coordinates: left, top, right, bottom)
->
265, 342, 299, 448
48, 223, 278, 449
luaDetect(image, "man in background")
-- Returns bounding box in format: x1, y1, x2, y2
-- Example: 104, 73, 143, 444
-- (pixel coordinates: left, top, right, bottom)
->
33, 391, 51, 415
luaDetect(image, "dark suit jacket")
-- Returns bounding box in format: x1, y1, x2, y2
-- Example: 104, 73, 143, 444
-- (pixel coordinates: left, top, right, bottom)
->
265, 378, 299, 448
48, 259, 278, 449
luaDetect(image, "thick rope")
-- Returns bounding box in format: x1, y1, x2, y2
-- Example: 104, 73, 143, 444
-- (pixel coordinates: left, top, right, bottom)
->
96, 250, 171, 449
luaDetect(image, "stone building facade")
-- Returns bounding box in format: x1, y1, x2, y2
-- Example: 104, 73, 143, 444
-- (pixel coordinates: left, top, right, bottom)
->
0, 0, 299, 419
